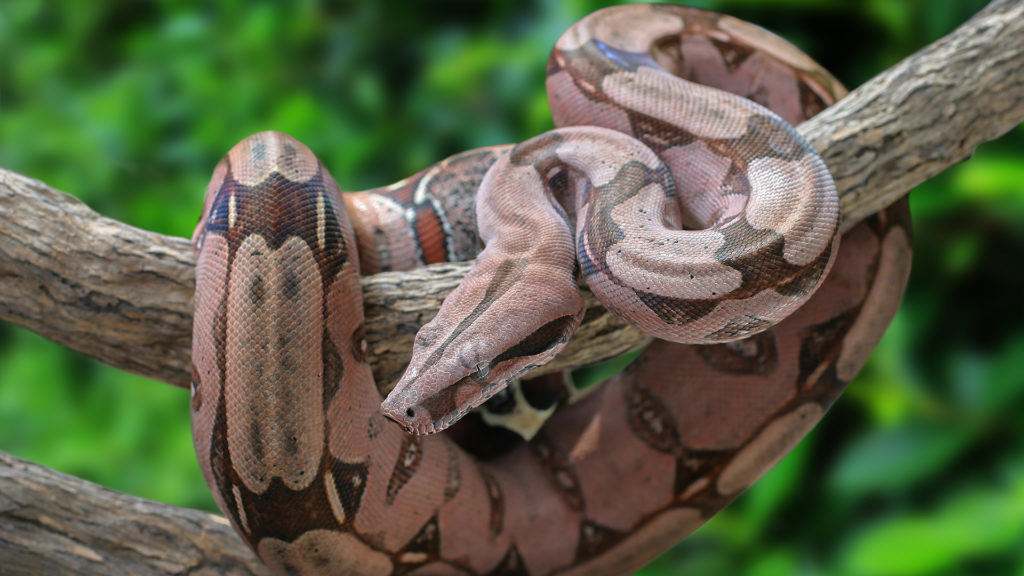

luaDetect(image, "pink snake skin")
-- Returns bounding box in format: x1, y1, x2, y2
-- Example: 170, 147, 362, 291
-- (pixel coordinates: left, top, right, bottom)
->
191, 5, 912, 575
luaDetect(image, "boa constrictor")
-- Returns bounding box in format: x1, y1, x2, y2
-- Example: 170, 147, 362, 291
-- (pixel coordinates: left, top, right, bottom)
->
191, 5, 912, 575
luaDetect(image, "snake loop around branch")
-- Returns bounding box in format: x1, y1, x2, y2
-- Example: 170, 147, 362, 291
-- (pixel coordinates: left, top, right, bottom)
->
191, 5, 911, 575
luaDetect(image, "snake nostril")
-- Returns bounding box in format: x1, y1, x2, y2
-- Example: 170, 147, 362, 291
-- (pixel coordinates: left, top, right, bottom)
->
406, 407, 415, 419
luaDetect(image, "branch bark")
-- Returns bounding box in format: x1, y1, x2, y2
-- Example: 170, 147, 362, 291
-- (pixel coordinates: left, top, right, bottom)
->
0, 0, 1021, 571
0, 450, 270, 575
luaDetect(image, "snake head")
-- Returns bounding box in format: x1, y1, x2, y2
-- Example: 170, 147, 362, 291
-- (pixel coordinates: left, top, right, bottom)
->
381, 258, 583, 435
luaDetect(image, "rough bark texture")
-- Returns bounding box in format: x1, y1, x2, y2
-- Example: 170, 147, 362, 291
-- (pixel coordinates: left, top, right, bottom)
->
0, 451, 270, 576
0, 0, 1020, 572
807, 0, 1024, 233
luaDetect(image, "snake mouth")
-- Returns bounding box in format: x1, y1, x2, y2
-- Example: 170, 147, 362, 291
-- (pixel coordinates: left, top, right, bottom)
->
380, 401, 433, 435
380, 397, 479, 436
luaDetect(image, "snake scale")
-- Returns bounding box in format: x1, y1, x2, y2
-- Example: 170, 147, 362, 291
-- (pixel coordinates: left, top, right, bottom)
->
191, 5, 912, 575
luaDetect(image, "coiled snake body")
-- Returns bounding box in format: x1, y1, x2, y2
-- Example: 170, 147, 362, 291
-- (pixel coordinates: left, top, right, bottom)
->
191, 5, 912, 575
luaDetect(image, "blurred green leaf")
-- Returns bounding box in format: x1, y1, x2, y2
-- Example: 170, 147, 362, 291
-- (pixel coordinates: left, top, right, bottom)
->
748, 548, 801, 576
839, 469, 1024, 576
975, 336, 1024, 414
828, 422, 974, 498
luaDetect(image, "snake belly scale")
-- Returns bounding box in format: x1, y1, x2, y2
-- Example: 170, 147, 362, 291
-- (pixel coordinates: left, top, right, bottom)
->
191, 5, 911, 575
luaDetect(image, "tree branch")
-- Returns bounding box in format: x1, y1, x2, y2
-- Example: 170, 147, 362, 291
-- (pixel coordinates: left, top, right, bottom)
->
0, 450, 270, 575
809, 0, 1024, 232
0, 0, 1021, 571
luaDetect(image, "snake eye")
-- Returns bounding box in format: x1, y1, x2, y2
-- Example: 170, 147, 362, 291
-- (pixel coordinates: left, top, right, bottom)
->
473, 361, 492, 381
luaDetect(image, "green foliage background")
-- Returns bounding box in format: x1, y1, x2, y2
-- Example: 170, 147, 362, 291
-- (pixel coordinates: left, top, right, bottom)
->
1, 1, 1022, 574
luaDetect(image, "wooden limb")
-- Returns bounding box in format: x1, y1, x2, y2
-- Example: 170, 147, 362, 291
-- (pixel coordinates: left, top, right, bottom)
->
806, 0, 1024, 233
0, 0, 1021, 393
0, 450, 270, 575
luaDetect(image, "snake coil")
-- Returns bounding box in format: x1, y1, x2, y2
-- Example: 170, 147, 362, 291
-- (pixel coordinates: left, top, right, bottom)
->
191, 5, 911, 575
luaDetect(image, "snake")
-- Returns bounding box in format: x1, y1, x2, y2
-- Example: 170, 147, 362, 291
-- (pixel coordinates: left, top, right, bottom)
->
190, 5, 912, 575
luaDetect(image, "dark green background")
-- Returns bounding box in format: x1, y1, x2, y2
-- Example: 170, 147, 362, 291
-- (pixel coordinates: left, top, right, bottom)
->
1, 1, 1022, 574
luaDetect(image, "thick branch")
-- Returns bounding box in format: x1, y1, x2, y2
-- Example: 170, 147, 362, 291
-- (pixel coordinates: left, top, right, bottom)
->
0, 0, 1021, 392
809, 0, 1024, 233
0, 0, 1020, 572
0, 450, 269, 575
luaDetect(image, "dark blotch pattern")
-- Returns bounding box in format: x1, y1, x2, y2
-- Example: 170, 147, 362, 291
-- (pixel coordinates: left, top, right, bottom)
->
797, 307, 859, 388
634, 291, 719, 327
671, 452, 726, 506
350, 322, 369, 364
625, 113, 699, 155
578, 160, 676, 281
707, 315, 775, 341
281, 269, 301, 301
711, 37, 754, 72
696, 330, 779, 375
242, 475, 340, 542
396, 515, 441, 567
575, 520, 628, 563
480, 469, 506, 539
532, 434, 584, 512
487, 546, 529, 576
248, 275, 266, 309
386, 434, 423, 505
491, 314, 580, 369
330, 459, 369, 527
322, 330, 344, 405
623, 217, 836, 332
206, 166, 348, 292
775, 240, 836, 298
418, 381, 461, 426
625, 382, 684, 456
